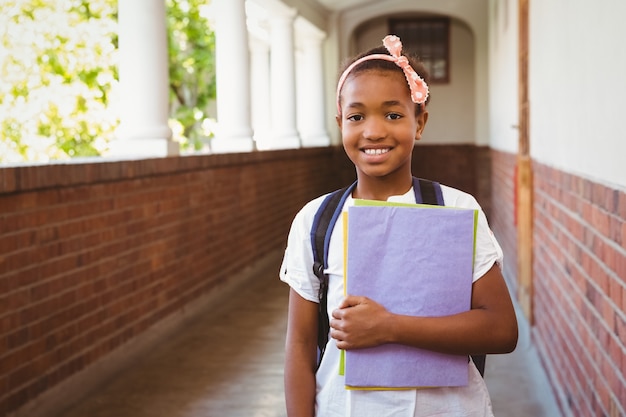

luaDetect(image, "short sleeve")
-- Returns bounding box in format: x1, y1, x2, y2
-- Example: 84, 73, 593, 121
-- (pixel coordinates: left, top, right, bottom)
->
440, 186, 504, 282
279, 196, 327, 303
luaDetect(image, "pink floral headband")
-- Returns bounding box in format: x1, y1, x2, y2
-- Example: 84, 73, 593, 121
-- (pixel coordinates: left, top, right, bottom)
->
336, 35, 429, 114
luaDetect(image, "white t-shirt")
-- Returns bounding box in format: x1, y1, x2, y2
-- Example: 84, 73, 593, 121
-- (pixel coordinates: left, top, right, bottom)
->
280, 184, 502, 417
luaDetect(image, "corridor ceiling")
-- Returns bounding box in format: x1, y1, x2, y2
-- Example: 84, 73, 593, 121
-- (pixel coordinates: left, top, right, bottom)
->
314, 0, 375, 11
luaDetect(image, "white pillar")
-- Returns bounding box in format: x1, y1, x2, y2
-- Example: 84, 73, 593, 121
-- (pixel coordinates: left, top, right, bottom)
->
268, 8, 301, 149
296, 19, 330, 147
211, 0, 255, 153
250, 38, 272, 150
111, 0, 178, 158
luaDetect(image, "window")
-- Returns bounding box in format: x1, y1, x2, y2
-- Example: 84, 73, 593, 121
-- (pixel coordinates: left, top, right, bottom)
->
389, 18, 450, 83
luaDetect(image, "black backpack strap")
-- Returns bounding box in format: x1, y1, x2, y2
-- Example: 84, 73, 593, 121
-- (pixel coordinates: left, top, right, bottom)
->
471, 355, 486, 377
310, 182, 356, 366
413, 177, 444, 205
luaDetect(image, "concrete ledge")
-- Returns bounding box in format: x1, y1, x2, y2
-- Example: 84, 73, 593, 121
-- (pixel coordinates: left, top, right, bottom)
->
0, 147, 338, 194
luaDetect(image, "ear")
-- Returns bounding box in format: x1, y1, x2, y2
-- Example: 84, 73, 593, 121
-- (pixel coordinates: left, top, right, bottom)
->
415, 110, 428, 141
336, 113, 342, 130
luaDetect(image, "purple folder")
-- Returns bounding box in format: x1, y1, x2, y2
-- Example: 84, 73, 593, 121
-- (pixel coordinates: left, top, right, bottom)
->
344, 202, 477, 389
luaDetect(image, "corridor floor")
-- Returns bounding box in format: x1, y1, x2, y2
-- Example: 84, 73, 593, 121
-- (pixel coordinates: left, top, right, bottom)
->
55, 255, 562, 417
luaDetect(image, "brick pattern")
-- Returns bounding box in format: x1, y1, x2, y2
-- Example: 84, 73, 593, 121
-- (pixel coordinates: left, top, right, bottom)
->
0, 148, 352, 416
491, 150, 626, 417
0, 144, 487, 416
412, 145, 492, 216
533, 162, 626, 417
489, 150, 518, 289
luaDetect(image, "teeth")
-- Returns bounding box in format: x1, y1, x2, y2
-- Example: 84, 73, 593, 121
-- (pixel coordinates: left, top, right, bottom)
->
364, 148, 390, 155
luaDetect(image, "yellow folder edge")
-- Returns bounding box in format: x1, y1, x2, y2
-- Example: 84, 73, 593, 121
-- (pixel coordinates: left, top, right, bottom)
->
339, 199, 479, 390
339, 212, 348, 376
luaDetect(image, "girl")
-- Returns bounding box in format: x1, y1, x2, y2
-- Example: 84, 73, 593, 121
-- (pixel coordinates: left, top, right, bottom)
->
280, 35, 518, 417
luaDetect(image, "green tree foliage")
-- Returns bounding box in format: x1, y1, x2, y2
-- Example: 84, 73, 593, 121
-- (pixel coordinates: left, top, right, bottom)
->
167, 0, 217, 152
0, 0, 217, 163
0, 0, 119, 163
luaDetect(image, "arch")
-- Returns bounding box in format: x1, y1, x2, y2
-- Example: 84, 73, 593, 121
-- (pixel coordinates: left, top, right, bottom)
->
334, 0, 485, 55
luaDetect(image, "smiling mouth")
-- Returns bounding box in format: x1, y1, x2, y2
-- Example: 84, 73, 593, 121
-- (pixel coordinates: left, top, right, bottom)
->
363, 148, 391, 155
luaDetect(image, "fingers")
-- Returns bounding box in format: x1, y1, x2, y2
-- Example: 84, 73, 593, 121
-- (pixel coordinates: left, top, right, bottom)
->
336, 294, 368, 310
329, 296, 377, 349
329, 300, 350, 344
329, 326, 345, 343
329, 324, 353, 350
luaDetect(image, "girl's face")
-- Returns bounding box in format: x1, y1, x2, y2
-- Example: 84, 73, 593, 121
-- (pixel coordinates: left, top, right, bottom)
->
337, 70, 427, 186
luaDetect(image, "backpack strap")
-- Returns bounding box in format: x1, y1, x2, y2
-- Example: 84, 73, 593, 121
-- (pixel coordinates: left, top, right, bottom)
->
311, 181, 356, 366
415, 177, 444, 205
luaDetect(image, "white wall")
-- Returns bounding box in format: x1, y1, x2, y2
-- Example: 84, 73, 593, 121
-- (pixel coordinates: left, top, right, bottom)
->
487, 0, 518, 154
489, 0, 626, 188
425, 21, 476, 145
531, 1, 626, 188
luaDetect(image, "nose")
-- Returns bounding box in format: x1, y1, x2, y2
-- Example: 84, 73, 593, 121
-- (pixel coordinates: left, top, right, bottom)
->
362, 118, 386, 141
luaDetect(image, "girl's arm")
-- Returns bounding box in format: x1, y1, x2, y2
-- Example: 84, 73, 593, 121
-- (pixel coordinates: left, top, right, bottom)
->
284, 289, 319, 417
330, 264, 518, 355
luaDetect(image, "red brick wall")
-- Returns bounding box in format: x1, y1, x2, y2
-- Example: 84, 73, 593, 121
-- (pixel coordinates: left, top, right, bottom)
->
490, 150, 518, 289
413, 145, 492, 217
0, 148, 353, 416
491, 149, 626, 417
0, 144, 488, 416
533, 162, 626, 417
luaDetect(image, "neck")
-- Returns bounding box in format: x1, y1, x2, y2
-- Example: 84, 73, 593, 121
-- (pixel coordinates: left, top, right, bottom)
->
352, 174, 413, 201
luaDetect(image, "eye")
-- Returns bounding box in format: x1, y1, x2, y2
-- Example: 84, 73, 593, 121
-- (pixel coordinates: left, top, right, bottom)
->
347, 114, 364, 122
386, 113, 402, 120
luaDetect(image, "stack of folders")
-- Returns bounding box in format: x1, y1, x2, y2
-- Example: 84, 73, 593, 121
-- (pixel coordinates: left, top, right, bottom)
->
341, 199, 478, 390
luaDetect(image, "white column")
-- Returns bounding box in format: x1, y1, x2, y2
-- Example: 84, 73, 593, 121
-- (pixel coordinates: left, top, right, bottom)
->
268, 8, 301, 149
111, 0, 178, 158
250, 38, 272, 150
296, 19, 330, 147
211, 0, 255, 153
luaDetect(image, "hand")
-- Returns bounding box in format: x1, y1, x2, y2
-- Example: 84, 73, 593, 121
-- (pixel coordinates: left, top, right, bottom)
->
329, 295, 392, 350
